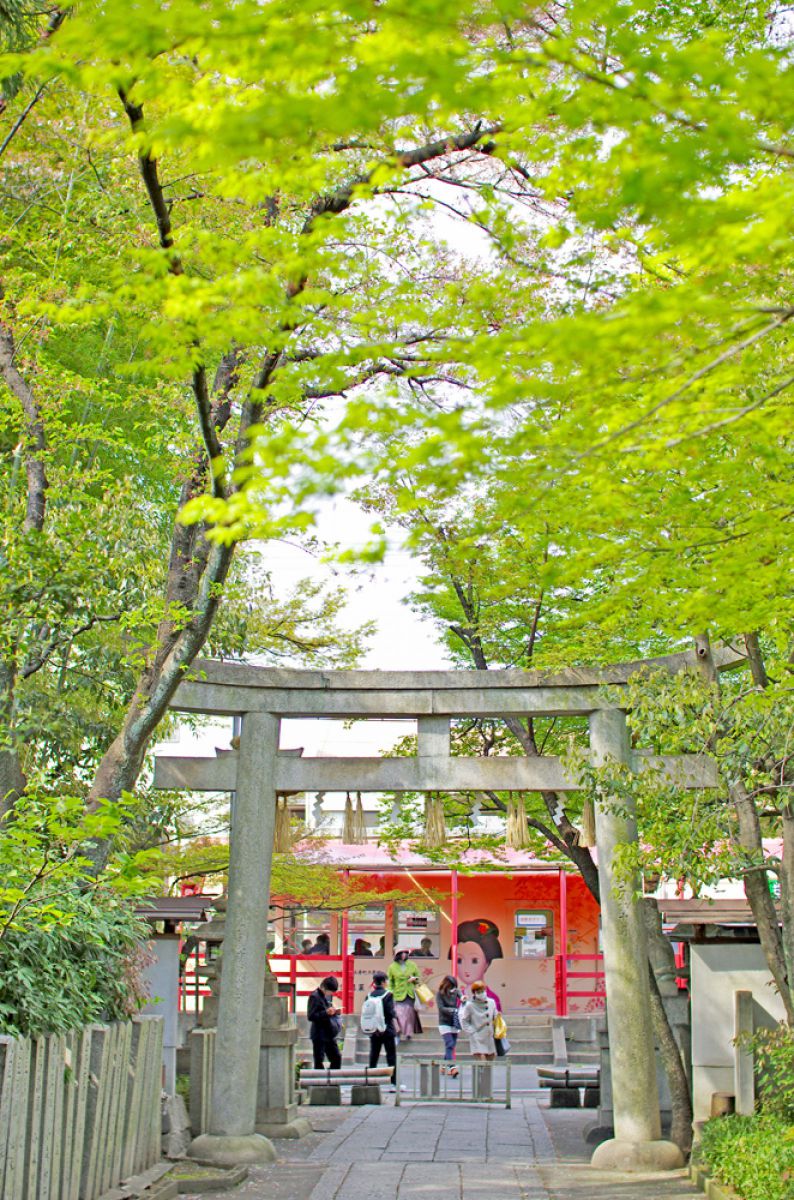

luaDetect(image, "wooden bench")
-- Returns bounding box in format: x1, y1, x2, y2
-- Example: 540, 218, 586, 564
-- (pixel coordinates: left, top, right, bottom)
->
538, 1065, 600, 1108
298, 1065, 393, 1106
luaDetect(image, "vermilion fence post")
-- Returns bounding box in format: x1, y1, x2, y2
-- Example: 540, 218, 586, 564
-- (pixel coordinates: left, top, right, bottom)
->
555, 955, 563, 1015
558, 868, 569, 1017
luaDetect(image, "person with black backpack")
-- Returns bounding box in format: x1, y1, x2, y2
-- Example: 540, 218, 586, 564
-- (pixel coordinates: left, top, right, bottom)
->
360, 970, 397, 1086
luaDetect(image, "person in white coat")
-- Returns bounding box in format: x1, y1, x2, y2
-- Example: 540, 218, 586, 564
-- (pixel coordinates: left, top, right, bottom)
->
459, 979, 497, 1060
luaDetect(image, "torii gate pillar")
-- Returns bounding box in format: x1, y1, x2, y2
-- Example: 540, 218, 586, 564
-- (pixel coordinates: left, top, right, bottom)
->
189, 712, 278, 1165
589, 709, 683, 1172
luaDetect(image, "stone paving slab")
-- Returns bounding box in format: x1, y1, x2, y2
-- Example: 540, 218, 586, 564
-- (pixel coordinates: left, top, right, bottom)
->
177, 1100, 704, 1200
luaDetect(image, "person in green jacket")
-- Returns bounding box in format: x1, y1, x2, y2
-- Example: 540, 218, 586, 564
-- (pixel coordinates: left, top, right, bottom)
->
388, 948, 423, 1039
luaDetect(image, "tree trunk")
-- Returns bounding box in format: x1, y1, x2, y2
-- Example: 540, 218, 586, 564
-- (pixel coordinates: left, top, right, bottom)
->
780, 805, 794, 1011
0, 750, 25, 818
647, 966, 692, 1153
0, 316, 49, 814
694, 632, 793, 1022
87, 540, 234, 810
731, 779, 792, 1022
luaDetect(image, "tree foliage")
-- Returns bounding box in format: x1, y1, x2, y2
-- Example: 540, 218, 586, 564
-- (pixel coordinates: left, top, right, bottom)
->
0, 0, 791, 1085
0, 794, 152, 1036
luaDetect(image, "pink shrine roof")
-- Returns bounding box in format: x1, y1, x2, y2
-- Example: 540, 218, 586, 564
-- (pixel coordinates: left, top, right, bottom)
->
291, 839, 563, 873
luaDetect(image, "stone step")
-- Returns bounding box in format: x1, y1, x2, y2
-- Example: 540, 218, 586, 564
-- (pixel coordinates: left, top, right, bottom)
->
353, 1049, 554, 1065
296, 1012, 554, 1033
355, 1032, 554, 1041
300, 1032, 556, 1050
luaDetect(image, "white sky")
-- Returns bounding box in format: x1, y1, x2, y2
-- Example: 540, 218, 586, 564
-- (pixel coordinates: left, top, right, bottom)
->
267, 493, 451, 757
158, 494, 451, 766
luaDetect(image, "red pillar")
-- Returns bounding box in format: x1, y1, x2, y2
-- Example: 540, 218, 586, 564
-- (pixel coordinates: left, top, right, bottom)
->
450, 869, 459, 982
558, 866, 569, 1017
341, 868, 351, 1011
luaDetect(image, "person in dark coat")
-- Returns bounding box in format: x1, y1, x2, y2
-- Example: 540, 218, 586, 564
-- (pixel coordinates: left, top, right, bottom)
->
366, 970, 398, 1085
306, 932, 331, 956
307, 975, 342, 1069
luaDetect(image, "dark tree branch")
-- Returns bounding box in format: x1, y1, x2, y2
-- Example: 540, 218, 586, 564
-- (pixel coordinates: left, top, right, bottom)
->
118, 91, 227, 497
0, 318, 48, 532
744, 632, 769, 689
0, 83, 50, 160
20, 612, 124, 680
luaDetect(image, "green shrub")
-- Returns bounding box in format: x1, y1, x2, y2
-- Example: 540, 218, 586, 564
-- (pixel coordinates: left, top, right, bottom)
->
0, 795, 154, 1037
699, 1114, 794, 1200
750, 1024, 794, 1123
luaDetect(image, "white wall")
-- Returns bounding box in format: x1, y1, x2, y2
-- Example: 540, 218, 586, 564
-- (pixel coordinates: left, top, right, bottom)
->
691, 942, 785, 1122
141, 935, 181, 1094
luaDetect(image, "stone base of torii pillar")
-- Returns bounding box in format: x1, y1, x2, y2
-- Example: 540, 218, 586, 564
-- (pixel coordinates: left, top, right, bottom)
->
189, 900, 310, 1148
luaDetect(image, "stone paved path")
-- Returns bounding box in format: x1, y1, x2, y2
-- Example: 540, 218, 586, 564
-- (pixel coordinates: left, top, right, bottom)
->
180, 1101, 704, 1200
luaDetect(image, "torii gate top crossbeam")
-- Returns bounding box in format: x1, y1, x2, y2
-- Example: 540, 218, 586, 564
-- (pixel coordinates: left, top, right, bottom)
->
170, 644, 744, 718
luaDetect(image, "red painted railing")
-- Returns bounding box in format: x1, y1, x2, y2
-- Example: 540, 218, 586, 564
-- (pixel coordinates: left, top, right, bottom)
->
555, 953, 605, 1016
266, 954, 355, 1015
179, 947, 354, 1015
179, 944, 212, 1012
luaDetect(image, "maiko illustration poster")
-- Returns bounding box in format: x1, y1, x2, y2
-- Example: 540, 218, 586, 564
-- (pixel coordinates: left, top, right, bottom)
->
452, 919, 504, 1011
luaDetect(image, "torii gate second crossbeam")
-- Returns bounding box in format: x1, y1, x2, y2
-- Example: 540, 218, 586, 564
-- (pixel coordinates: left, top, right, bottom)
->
157, 647, 742, 1170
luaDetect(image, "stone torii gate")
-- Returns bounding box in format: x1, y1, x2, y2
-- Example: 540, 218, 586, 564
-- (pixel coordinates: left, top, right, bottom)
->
154, 647, 740, 1170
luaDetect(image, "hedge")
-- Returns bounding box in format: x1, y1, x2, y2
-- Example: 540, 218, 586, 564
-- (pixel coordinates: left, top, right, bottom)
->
699, 1113, 794, 1200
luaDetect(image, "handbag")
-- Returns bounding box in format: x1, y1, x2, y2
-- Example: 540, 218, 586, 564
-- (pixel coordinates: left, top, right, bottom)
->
494, 1012, 508, 1040
495, 1036, 511, 1057
452, 1007, 462, 1031
416, 982, 434, 1006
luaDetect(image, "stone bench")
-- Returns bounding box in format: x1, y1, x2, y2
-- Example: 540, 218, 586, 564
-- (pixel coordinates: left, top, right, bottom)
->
298, 1066, 393, 1106
538, 1065, 600, 1108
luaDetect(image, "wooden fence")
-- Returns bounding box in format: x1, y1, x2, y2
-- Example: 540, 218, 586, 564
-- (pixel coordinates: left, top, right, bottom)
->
0, 1016, 163, 1200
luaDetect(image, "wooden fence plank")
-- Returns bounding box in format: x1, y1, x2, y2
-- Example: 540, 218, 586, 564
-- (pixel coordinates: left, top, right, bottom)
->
25, 1037, 45, 1200
145, 1019, 159, 1173
0, 1018, 163, 1200
132, 1019, 151, 1176
0, 1035, 30, 1200
0, 1037, 12, 1199
80, 1024, 111, 1200
147, 1019, 164, 1167
68, 1029, 91, 1200
60, 1032, 76, 1200
0, 1037, 16, 1199
38, 1033, 60, 1199
98, 1024, 119, 1195
109, 1020, 131, 1187
131, 1020, 150, 1176
138, 1019, 160, 1174
122, 1020, 144, 1180
52, 1035, 66, 1200
102, 1022, 126, 1194
11, 1038, 32, 1200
